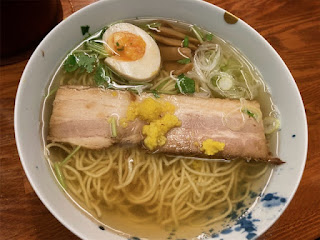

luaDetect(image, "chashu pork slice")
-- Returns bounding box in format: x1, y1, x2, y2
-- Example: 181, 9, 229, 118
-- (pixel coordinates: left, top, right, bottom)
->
160, 95, 275, 162
48, 86, 282, 164
48, 86, 144, 149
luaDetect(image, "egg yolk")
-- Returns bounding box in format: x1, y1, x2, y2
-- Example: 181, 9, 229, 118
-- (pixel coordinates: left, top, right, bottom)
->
107, 31, 146, 61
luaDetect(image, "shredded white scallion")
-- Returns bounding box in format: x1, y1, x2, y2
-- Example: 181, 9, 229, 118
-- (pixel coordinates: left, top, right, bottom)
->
193, 43, 221, 84
189, 32, 264, 100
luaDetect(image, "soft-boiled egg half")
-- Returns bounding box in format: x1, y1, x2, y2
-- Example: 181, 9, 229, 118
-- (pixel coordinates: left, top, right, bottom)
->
103, 23, 161, 82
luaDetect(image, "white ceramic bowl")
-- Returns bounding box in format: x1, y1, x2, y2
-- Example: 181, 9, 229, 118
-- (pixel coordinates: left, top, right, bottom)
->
14, 0, 308, 239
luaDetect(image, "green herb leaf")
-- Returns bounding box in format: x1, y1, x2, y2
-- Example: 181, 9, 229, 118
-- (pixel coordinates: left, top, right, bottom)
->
177, 58, 191, 64
64, 55, 78, 72
94, 64, 111, 86
64, 52, 97, 73
76, 52, 97, 73
152, 89, 160, 98
64, 52, 98, 73
81, 25, 90, 36
183, 36, 189, 47
116, 42, 120, 47
205, 33, 213, 41
175, 74, 195, 94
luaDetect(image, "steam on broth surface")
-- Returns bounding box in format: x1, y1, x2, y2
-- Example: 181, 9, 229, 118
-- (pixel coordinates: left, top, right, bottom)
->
43, 18, 281, 239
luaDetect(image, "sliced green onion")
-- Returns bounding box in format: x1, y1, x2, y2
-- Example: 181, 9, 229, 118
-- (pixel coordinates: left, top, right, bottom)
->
110, 117, 117, 138
53, 145, 81, 190
61, 145, 81, 165
243, 109, 255, 118
205, 33, 213, 41
216, 74, 234, 91
263, 116, 280, 134
54, 162, 66, 189
183, 36, 189, 47
190, 26, 204, 43
177, 58, 191, 64
241, 107, 262, 122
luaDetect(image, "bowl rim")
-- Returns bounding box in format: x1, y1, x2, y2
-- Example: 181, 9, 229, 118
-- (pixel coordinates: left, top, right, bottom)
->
14, 0, 308, 239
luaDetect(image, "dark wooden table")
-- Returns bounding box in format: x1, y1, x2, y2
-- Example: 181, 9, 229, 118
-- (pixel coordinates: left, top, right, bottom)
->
1, 0, 319, 239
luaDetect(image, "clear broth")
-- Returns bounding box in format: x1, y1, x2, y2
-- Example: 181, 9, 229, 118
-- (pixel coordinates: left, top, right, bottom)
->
42, 18, 279, 240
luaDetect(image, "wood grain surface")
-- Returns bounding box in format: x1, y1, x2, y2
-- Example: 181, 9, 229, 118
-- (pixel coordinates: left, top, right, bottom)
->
0, 0, 319, 239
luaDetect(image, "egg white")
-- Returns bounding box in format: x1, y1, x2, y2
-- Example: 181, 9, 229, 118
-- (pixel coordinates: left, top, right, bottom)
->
103, 23, 161, 82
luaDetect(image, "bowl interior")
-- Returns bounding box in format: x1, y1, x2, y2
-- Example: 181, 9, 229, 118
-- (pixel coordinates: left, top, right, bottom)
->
14, 0, 307, 239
